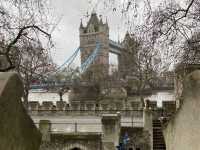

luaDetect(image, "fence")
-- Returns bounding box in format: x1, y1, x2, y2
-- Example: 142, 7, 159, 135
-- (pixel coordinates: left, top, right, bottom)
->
35, 119, 143, 133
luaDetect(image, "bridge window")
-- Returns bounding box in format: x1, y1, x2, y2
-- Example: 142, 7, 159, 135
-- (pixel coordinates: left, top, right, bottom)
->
109, 53, 118, 75
94, 25, 99, 32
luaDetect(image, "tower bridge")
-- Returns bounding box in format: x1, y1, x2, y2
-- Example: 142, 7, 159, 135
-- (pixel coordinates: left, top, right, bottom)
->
32, 12, 136, 93
31, 11, 174, 109
39, 11, 138, 104
26, 12, 176, 150
79, 12, 130, 82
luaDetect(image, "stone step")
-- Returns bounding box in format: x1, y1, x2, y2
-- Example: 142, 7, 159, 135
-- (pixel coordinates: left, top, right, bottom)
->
153, 132, 164, 135
153, 138, 165, 141
153, 130, 164, 133
153, 119, 166, 150
153, 124, 162, 127
153, 134, 164, 137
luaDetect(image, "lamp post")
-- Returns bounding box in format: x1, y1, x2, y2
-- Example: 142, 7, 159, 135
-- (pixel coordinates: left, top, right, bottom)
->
58, 88, 64, 101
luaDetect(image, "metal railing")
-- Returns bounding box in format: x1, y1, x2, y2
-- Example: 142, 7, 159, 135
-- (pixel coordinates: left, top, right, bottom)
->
35, 120, 143, 133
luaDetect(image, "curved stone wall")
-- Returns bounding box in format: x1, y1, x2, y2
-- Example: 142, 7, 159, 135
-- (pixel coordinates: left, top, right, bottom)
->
163, 70, 200, 150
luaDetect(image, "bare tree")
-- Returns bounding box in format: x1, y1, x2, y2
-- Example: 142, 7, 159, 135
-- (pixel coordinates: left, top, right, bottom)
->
0, 0, 53, 72
143, 0, 200, 67
0, 0, 56, 108
91, 0, 200, 68
181, 32, 200, 64
122, 33, 159, 105
15, 40, 53, 107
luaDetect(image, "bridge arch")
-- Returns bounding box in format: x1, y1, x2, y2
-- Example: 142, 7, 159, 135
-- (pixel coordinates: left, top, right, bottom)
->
67, 143, 86, 150
70, 148, 81, 150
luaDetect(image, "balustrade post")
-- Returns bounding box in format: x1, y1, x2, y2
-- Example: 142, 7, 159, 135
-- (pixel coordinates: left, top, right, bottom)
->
75, 122, 78, 133
39, 120, 51, 142
143, 107, 153, 150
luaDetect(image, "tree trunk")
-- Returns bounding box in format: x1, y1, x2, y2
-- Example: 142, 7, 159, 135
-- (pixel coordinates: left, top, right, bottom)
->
23, 90, 29, 110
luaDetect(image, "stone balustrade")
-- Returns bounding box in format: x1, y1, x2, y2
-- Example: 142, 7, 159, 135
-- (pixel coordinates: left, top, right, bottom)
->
41, 101, 54, 110
27, 100, 175, 110
27, 100, 176, 118
28, 101, 40, 110
56, 101, 67, 110
27, 100, 144, 117
27, 101, 141, 111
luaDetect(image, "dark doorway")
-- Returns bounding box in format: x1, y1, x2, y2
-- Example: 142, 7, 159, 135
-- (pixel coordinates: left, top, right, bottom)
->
71, 148, 81, 150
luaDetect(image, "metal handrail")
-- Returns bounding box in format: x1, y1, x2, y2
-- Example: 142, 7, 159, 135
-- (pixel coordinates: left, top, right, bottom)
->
35, 120, 143, 133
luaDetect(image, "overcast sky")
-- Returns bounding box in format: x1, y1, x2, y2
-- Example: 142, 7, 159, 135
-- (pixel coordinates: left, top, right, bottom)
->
50, 0, 128, 67
49, 0, 171, 68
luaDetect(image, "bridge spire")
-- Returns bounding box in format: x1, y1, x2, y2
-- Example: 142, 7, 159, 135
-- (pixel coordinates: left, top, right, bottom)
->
99, 15, 103, 25
80, 19, 84, 28
91, 8, 96, 15
79, 11, 109, 82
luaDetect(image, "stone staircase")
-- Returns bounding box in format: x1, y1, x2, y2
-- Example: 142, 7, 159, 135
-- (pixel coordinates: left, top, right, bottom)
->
153, 120, 166, 150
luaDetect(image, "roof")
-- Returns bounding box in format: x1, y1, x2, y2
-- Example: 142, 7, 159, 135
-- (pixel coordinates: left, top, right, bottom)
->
86, 12, 99, 29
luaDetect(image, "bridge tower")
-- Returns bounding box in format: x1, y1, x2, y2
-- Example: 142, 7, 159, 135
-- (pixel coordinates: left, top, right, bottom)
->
79, 12, 109, 82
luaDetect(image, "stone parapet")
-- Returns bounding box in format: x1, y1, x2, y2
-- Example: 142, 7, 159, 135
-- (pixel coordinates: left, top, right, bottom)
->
28, 100, 150, 111
27, 99, 176, 119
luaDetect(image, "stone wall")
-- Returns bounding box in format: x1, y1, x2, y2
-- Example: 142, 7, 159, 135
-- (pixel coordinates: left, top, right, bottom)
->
40, 133, 102, 150
39, 114, 122, 150
101, 113, 121, 150
39, 119, 102, 150
143, 108, 153, 150
163, 70, 200, 150
0, 72, 41, 150
174, 64, 200, 109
